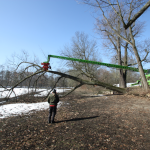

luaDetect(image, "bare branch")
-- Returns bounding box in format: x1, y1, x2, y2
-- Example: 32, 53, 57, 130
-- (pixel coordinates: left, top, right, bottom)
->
60, 83, 83, 98
128, 49, 149, 66
6, 70, 43, 100
125, 1, 150, 29
15, 61, 42, 72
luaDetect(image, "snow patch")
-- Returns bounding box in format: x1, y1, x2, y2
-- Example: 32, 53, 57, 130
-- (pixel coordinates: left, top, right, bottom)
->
0, 88, 71, 119
0, 102, 62, 119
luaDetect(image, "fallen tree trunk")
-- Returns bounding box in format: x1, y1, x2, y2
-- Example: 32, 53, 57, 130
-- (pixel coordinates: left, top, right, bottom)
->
48, 70, 126, 95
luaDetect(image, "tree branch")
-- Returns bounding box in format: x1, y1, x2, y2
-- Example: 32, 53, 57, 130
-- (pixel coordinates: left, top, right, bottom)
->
60, 83, 83, 98
125, 1, 150, 29
5, 70, 43, 100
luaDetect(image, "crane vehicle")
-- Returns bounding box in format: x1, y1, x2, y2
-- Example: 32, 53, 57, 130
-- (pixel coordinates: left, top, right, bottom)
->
41, 55, 150, 86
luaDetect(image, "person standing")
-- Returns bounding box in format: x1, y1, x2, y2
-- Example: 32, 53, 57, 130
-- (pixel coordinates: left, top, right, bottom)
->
47, 89, 59, 123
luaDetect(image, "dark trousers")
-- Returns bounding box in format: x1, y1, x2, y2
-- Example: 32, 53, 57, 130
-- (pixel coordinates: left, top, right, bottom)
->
48, 106, 57, 123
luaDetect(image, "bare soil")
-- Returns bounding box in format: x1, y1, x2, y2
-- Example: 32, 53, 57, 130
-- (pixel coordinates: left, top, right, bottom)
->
1, 90, 150, 150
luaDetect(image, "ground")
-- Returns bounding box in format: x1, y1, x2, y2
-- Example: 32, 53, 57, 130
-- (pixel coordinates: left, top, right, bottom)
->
1, 89, 150, 150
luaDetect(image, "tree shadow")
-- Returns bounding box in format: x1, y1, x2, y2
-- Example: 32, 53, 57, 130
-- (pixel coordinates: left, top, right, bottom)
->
56, 116, 99, 123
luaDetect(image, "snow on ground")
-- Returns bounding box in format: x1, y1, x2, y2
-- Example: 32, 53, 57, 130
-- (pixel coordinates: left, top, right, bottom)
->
0, 88, 71, 98
0, 88, 71, 119
0, 102, 62, 119
0, 88, 45, 98
34, 88, 71, 97
113, 83, 139, 87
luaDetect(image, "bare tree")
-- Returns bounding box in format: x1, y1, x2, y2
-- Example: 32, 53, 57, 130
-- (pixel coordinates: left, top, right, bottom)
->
95, 10, 147, 88
82, 0, 150, 28
82, 0, 149, 90
96, 15, 127, 87
136, 38, 150, 64
61, 32, 101, 81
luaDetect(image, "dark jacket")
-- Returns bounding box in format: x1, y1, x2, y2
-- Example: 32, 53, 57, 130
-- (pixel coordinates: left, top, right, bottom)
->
48, 94, 59, 105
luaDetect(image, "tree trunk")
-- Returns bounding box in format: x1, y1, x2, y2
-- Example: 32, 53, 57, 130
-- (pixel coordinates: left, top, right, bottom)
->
122, 43, 128, 88
129, 26, 149, 90
117, 20, 126, 88
132, 45, 149, 90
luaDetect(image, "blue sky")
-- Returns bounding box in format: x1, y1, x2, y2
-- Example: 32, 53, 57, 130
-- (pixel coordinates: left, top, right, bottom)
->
0, 0, 150, 70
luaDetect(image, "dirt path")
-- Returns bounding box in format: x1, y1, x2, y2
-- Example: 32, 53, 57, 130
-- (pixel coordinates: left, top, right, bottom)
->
1, 94, 150, 150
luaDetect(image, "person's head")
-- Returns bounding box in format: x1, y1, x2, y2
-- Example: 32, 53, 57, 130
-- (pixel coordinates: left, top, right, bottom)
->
52, 89, 56, 95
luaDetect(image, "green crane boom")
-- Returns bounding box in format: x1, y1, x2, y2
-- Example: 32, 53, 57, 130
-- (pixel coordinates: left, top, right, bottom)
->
42, 54, 149, 74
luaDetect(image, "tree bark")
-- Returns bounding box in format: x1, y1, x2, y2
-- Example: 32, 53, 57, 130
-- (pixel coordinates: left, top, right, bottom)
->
117, 20, 126, 88
118, 39, 125, 88
123, 43, 128, 88
132, 46, 149, 90
129, 26, 149, 90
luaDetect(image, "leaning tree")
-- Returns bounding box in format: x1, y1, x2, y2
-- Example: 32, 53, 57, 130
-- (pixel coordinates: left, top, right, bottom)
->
0, 61, 126, 101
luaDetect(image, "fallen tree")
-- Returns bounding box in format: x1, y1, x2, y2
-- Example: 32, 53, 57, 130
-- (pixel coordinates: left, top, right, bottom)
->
47, 70, 126, 96
0, 61, 126, 101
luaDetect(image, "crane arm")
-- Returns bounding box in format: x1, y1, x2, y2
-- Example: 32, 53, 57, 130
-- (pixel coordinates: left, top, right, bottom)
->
41, 54, 148, 74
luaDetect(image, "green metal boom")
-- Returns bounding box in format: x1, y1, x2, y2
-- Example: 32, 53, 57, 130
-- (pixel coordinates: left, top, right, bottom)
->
43, 54, 149, 74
